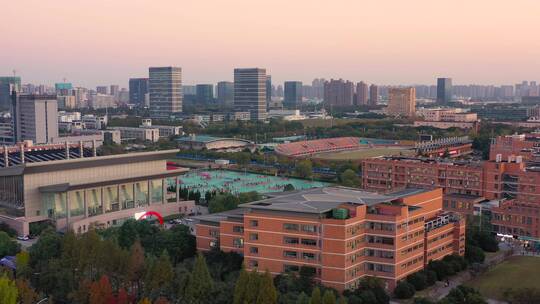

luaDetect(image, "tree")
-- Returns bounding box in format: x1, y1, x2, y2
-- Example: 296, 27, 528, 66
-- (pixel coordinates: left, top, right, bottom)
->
0, 231, 19, 256
0, 275, 18, 304
144, 251, 174, 299
15, 279, 38, 304
295, 160, 313, 178
297, 292, 310, 304
117, 288, 130, 304
233, 267, 249, 304
407, 271, 428, 291
127, 239, 146, 297
15, 251, 31, 279
256, 270, 277, 304
322, 290, 336, 304
185, 254, 213, 303
339, 169, 360, 187
465, 245, 485, 264
394, 281, 415, 299
244, 270, 261, 304
337, 296, 347, 304
310, 287, 322, 304
89, 275, 114, 304
284, 184, 295, 191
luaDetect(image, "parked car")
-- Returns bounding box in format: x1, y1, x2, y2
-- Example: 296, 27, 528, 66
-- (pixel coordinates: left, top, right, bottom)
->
17, 235, 29, 241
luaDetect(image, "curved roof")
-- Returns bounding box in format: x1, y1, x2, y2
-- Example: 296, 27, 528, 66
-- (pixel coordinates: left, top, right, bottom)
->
177, 135, 253, 145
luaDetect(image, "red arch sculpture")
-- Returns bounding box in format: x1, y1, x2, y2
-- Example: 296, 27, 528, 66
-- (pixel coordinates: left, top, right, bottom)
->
138, 211, 164, 225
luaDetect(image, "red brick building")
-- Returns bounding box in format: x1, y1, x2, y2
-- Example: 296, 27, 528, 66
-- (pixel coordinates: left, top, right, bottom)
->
196, 187, 465, 291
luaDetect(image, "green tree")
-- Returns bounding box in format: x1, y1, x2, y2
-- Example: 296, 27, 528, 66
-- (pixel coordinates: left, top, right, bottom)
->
15, 279, 39, 304
295, 160, 313, 178
15, 251, 31, 279
339, 169, 360, 187
233, 267, 249, 304
144, 251, 174, 299
283, 184, 295, 191
322, 290, 336, 304
185, 254, 213, 303
127, 239, 146, 297
244, 270, 261, 304
297, 292, 310, 304
0, 231, 19, 256
0, 275, 18, 304
310, 287, 322, 304
337, 296, 347, 304
394, 281, 415, 299
256, 270, 277, 304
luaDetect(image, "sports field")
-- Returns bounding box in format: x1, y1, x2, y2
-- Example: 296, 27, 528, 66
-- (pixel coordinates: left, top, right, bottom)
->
314, 147, 414, 160
466, 256, 540, 300
177, 170, 328, 194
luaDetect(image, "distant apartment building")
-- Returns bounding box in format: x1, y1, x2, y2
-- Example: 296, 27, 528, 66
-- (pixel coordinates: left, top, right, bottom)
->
57, 95, 76, 109
324, 79, 354, 107
0, 76, 21, 110
283, 81, 303, 108
234, 68, 267, 120
196, 187, 465, 291
387, 88, 416, 117
356, 82, 369, 106
436, 78, 452, 104
110, 126, 160, 142
96, 86, 109, 95
149, 67, 183, 118
369, 84, 379, 105
129, 78, 149, 106
89, 93, 116, 109
196, 84, 214, 103
15, 94, 58, 144
217, 81, 234, 105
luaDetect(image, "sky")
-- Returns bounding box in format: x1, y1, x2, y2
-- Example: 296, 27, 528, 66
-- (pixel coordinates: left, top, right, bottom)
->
1, 0, 539, 88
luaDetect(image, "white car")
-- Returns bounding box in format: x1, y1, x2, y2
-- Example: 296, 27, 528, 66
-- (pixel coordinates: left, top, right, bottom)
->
17, 235, 30, 241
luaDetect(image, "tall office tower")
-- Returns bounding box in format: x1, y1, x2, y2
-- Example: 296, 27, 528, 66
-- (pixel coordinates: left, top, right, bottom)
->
129, 78, 149, 105
217, 81, 234, 105
110, 85, 120, 100
387, 87, 416, 117
323, 79, 354, 107
234, 68, 267, 120
436, 78, 452, 104
55, 83, 73, 96
355, 81, 369, 105
265, 75, 272, 102
195, 84, 214, 103
149, 67, 183, 118
283, 81, 303, 108
15, 94, 58, 144
0, 77, 21, 110
96, 86, 108, 95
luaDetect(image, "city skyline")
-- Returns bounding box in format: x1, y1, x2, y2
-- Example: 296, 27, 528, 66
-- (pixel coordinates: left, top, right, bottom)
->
1, 0, 539, 87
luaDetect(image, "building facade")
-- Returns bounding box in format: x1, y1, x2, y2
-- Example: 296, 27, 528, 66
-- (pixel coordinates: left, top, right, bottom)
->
355, 82, 369, 106
234, 68, 267, 120
196, 84, 214, 103
196, 187, 465, 291
149, 67, 183, 118
324, 79, 354, 107
129, 78, 149, 106
0, 77, 21, 110
284, 81, 303, 108
217, 81, 234, 105
387, 88, 416, 117
15, 94, 58, 144
437, 78, 452, 104
369, 84, 379, 106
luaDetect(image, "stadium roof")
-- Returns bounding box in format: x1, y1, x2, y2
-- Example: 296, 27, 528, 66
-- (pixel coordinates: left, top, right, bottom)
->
176, 135, 252, 144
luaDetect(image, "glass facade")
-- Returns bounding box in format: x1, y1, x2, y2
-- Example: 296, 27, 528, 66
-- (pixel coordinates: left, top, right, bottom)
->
150, 179, 163, 204
134, 181, 149, 207
120, 183, 134, 210
69, 190, 85, 217
86, 188, 102, 216
42, 192, 67, 219
103, 186, 119, 213
166, 177, 177, 203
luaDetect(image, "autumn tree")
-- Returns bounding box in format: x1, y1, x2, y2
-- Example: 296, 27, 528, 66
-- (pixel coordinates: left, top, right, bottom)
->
89, 275, 114, 304
256, 270, 277, 304
184, 253, 213, 303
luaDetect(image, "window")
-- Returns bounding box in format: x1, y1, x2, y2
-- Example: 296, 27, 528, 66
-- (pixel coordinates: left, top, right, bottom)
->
249, 247, 258, 254
302, 252, 316, 260
284, 237, 299, 244
250, 220, 258, 227
233, 226, 244, 233
284, 251, 298, 258
233, 238, 244, 248
284, 223, 299, 231
301, 225, 317, 233
209, 229, 219, 237
283, 264, 300, 272
301, 239, 317, 246
248, 260, 258, 268
249, 233, 258, 241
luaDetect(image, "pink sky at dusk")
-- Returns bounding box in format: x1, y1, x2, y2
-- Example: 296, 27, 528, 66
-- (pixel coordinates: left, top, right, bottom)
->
1, 0, 539, 88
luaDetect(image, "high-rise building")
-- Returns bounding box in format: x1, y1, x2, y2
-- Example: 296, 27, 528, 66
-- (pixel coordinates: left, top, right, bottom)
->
195, 84, 214, 103
15, 94, 58, 144
356, 81, 369, 105
437, 78, 452, 104
283, 81, 303, 108
96, 86, 108, 95
234, 68, 267, 120
217, 81, 234, 105
387, 87, 416, 117
266, 75, 272, 103
110, 85, 120, 100
149, 67, 183, 118
323, 79, 354, 107
55, 83, 73, 96
369, 84, 378, 105
0, 77, 21, 110
129, 78, 149, 106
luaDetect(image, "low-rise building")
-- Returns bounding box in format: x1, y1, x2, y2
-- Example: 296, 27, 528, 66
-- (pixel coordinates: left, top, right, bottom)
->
110, 127, 160, 142
195, 187, 465, 291
176, 134, 254, 152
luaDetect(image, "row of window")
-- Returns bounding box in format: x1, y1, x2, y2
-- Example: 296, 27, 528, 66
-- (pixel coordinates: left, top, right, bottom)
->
428, 231, 454, 244
401, 229, 423, 242
401, 243, 423, 256
365, 263, 394, 273
400, 255, 423, 269
396, 216, 425, 230
283, 236, 318, 246
427, 243, 453, 257
283, 223, 318, 233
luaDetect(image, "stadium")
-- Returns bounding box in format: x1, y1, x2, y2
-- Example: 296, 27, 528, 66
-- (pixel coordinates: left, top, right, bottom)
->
274, 137, 413, 159
176, 134, 255, 152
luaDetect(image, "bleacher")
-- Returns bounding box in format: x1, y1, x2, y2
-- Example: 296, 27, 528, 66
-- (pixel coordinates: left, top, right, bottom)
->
275, 137, 361, 157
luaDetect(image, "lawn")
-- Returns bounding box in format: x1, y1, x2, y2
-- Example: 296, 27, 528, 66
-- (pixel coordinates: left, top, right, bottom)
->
466, 256, 540, 300
314, 147, 414, 160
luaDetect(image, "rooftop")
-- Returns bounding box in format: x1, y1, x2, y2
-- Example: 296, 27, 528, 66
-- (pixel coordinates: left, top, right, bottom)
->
239, 186, 429, 214
177, 135, 253, 144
